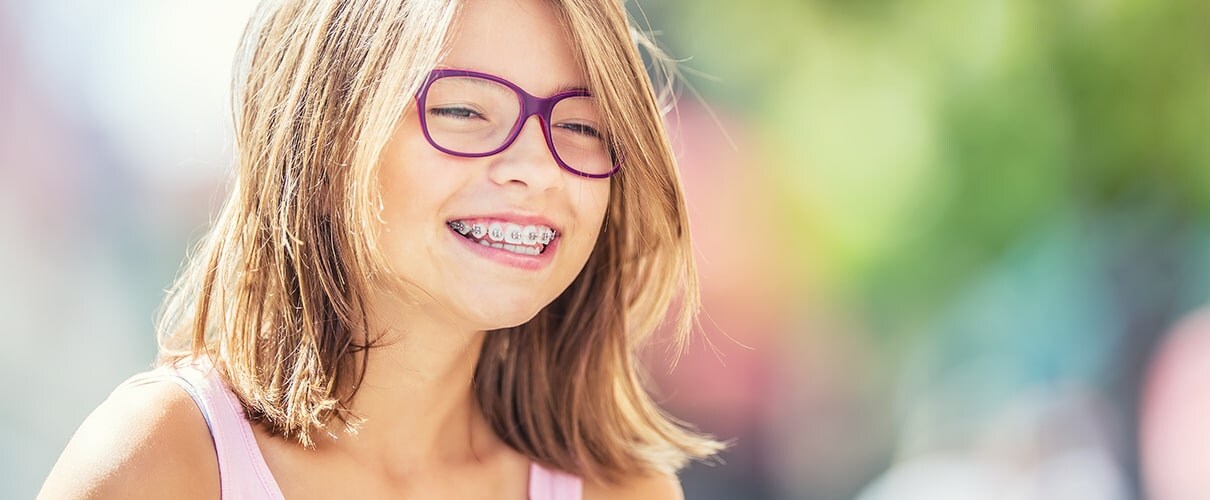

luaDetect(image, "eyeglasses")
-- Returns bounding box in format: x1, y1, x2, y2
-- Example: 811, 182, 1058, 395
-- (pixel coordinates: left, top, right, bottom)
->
416, 68, 621, 179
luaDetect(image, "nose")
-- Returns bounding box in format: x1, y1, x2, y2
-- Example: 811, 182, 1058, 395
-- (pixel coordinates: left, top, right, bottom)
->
487, 115, 561, 190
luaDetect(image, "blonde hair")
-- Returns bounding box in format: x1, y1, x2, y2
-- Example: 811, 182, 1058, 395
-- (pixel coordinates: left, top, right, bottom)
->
156, 0, 722, 484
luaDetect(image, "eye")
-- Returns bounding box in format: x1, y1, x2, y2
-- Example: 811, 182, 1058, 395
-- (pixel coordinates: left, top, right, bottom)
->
428, 105, 483, 120
554, 122, 603, 139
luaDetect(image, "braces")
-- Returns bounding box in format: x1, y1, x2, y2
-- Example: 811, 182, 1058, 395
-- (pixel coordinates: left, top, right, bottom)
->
448, 221, 556, 249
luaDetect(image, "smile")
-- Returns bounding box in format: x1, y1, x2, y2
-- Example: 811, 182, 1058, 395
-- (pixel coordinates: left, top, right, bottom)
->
447, 219, 559, 256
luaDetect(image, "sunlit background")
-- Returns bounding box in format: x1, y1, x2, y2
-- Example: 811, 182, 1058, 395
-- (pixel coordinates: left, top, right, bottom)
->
3, 0, 1208, 499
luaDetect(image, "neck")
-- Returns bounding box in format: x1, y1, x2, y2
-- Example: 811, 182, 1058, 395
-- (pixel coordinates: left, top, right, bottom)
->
320, 292, 495, 465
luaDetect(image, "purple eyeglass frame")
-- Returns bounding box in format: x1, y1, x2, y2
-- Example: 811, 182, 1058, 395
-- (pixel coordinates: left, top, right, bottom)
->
415, 68, 622, 179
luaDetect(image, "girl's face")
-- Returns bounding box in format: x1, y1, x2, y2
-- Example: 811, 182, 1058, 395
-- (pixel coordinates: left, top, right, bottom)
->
376, 0, 611, 331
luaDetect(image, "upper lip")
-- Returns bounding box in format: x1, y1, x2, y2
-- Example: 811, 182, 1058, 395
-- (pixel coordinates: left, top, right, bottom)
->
447, 212, 562, 233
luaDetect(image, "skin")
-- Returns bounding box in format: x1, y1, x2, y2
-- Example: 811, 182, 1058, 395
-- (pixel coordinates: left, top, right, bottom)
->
39, 0, 683, 498
370, 3, 610, 336
1141, 310, 1210, 499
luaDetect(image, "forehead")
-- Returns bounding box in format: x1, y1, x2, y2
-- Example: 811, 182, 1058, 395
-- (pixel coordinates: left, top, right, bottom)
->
442, 0, 586, 97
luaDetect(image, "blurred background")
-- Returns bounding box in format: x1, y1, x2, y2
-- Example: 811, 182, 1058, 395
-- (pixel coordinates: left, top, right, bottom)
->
2, 0, 1208, 499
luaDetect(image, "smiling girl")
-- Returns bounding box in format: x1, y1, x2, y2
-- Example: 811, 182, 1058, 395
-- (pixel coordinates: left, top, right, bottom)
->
39, 0, 721, 498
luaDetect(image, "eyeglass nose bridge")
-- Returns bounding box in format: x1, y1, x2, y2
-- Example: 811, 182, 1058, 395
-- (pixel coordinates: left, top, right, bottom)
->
496, 89, 564, 159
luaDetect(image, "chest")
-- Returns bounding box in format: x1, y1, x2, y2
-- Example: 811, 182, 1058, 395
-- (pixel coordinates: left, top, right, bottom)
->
251, 429, 532, 499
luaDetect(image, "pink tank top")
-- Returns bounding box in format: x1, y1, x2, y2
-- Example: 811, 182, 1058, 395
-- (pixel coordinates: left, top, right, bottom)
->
120, 361, 583, 499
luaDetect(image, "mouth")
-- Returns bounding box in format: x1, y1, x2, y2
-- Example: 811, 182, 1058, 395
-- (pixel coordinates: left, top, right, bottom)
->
446, 218, 560, 256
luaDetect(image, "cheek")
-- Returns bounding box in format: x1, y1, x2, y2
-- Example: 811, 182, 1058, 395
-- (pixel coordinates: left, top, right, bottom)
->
375, 133, 459, 270
585, 179, 612, 222
563, 181, 611, 273
574, 181, 611, 245
377, 162, 425, 245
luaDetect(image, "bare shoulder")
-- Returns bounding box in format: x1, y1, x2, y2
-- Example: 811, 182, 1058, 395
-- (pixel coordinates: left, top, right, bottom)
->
38, 378, 219, 500
583, 472, 684, 500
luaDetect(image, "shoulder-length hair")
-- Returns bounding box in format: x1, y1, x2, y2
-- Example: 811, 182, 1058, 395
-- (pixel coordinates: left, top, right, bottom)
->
156, 0, 722, 484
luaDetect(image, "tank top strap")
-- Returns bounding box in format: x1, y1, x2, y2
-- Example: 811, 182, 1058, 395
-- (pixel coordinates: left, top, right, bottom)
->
120, 360, 285, 500
528, 461, 583, 500
122, 361, 579, 499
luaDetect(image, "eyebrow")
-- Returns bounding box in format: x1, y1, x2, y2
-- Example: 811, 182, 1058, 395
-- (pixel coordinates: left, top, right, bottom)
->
437, 67, 589, 95
455, 77, 585, 97
551, 83, 590, 95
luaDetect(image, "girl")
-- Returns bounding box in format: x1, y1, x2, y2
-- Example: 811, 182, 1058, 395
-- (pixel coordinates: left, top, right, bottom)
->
40, 0, 721, 498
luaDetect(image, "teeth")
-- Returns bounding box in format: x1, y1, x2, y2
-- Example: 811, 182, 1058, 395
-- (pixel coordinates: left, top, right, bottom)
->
501, 244, 540, 256
450, 219, 558, 255
488, 222, 505, 242
470, 223, 487, 239
505, 223, 524, 244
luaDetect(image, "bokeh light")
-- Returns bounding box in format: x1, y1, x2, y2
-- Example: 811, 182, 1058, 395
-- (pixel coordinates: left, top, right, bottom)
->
4, 0, 1208, 498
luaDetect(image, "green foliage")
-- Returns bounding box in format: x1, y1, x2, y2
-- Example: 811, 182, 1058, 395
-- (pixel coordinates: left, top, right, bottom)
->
649, 0, 1210, 326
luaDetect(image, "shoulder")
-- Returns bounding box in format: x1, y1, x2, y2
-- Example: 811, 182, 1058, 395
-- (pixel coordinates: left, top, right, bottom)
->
39, 378, 219, 500
1142, 310, 1210, 497
583, 472, 684, 500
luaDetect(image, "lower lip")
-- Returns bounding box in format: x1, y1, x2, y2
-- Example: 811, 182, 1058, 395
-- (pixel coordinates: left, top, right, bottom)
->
447, 226, 558, 270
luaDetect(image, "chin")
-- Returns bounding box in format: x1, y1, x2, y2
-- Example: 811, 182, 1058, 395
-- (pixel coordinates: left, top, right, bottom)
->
459, 295, 548, 331
470, 308, 542, 331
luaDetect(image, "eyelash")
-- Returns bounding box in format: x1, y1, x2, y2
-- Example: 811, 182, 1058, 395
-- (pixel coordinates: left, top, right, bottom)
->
555, 122, 602, 139
429, 106, 482, 120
